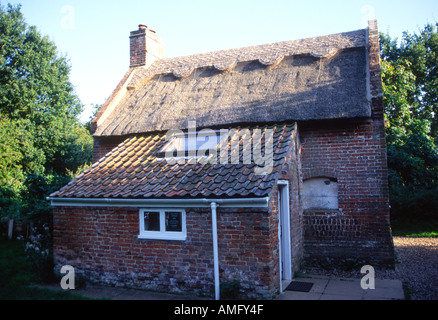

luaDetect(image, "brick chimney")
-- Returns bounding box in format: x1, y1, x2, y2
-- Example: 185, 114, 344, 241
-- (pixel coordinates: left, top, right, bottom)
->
129, 24, 164, 68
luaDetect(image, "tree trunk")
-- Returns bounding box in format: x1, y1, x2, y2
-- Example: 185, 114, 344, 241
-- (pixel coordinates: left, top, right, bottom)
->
8, 219, 14, 240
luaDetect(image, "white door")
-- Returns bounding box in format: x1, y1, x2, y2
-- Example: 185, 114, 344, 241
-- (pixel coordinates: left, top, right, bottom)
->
278, 181, 292, 291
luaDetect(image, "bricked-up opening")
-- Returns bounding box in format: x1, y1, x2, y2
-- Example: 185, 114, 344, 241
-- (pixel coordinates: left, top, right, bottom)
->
302, 177, 338, 210
129, 24, 164, 68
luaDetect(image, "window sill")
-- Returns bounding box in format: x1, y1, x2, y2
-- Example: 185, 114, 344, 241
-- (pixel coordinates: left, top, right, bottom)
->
137, 234, 187, 241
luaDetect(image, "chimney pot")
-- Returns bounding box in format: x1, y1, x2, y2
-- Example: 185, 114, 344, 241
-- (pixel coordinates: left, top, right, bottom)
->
139, 24, 147, 30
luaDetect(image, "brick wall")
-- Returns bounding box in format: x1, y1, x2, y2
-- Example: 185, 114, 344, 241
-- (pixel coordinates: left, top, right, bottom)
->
53, 205, 280, 299
297, 21, 394, 269
93, 136, 126, 163
299, 120, 394, 268
129, 25, 164, 68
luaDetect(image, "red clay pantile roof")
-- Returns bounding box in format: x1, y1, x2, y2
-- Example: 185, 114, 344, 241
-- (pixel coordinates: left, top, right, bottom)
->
51, 124, 296, 199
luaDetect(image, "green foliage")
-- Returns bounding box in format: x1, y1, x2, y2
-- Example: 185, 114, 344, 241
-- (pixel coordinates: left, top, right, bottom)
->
24, 223, 55, 283
380, 59, 417, 128
391, 218, 438, 237
0, 238, 35, 286
0, 4, 82, 119
20, 173, 70, 219
381, 25, 438, 222
0, 4, 93, 222
0, 4, 94, 286
386, 120, 438, 188
381, 24, 438, 140
0, 117, 46, 219
0, 118, 44, 186
0, 238, 91, 299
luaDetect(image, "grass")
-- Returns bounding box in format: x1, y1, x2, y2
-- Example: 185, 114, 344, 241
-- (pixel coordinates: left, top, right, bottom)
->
391, 218, 438, 238
0, 237, 90, 300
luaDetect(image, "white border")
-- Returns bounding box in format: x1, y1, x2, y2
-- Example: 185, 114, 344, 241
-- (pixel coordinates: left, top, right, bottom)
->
138, 208, 187, 241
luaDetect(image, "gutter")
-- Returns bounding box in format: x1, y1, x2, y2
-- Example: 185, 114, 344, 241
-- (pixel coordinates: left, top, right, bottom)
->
48, 196, 269, 300
47, 196, 269, 208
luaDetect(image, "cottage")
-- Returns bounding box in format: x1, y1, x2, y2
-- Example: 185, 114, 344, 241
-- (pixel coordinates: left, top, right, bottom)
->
49, 20, 394, 299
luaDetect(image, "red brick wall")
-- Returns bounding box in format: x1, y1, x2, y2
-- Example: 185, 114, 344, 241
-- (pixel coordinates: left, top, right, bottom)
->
215, 207, 279, 297
52, 205, 280, 299
93, 136, 126, 163
130, 27, 147, 68
299, 120, 394, 267
297, 21, 394, 268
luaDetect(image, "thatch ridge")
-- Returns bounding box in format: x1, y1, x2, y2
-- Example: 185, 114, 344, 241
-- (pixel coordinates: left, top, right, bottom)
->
94, 28, 369, 137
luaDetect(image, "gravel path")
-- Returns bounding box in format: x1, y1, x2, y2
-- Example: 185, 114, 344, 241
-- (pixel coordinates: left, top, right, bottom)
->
389, 237, 438, 300
305, 237, 438, 300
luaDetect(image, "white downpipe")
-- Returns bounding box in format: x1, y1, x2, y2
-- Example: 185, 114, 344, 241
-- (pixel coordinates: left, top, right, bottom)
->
211, 202, 220, 300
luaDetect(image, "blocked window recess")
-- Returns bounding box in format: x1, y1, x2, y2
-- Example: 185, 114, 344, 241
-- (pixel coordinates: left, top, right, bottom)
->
302, 177, 338, 210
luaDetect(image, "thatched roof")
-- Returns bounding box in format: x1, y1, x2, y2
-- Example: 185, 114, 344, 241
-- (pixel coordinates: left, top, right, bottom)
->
93, 29, 370, 137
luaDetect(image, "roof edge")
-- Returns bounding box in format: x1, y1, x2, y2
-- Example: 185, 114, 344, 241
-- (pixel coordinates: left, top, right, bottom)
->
366, 19, 385, 120
90, 68, 136, 135
48, 196, 270, 208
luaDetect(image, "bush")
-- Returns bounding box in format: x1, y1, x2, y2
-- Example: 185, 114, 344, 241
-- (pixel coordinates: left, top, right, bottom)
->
22, 224, 55, 283
0, 238, 36, 287
390, 186, 438, 221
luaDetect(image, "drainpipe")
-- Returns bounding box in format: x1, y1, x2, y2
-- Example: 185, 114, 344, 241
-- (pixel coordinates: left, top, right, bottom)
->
210, 201, 220, 300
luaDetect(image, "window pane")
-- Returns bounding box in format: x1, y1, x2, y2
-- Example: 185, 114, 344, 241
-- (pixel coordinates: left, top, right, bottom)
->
144, 212, 160, 231
160, 133, 220, 158
161, 136, 184, 155
196, 134, 219, 151
165, 212, 182, 232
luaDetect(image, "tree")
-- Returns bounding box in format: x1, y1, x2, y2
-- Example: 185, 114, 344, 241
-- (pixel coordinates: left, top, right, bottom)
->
381, 24, 438, 140
0, 3, 93, 223
380, 26, 438, 221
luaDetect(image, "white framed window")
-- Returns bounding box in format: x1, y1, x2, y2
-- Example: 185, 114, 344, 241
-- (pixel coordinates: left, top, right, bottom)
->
160, 130, 220, 158
138, 209, 187, 241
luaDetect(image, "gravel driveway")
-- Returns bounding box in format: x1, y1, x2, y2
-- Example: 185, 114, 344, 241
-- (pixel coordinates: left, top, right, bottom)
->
305, 237, 438, 300
389, 237, 438, 300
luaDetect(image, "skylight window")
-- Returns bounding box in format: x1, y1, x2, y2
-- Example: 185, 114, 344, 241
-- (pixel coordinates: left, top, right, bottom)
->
157, 121, 274, 174
160, 129, 220, 159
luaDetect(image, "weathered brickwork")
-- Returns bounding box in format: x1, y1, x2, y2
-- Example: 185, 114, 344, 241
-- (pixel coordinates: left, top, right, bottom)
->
93, 136, 126, 163
300, 120, 394, 267
296, 21, 394, 268
129, 25, 164, 68
53, 206, 282, 299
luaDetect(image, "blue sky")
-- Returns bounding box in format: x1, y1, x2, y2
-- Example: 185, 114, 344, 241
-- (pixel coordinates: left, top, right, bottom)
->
3, 0, 438, 122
